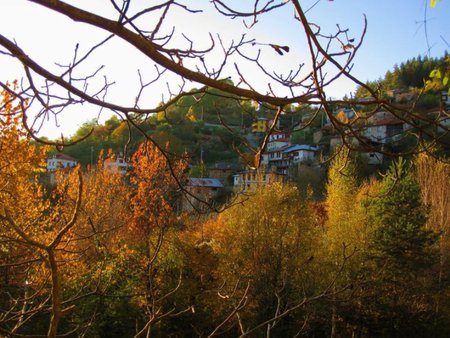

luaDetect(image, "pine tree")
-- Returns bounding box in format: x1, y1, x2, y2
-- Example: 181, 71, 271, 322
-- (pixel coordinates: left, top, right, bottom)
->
362, 158, 439, 336
370, 158, 437, 273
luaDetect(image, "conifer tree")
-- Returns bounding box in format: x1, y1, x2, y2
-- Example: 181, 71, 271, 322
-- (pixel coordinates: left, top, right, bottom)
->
370, 158, 437, 273
362, 158, 439, 336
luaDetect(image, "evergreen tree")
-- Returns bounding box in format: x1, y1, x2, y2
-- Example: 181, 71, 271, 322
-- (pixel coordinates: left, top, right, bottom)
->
370, 158, 437, 273
361, 158, 440, 337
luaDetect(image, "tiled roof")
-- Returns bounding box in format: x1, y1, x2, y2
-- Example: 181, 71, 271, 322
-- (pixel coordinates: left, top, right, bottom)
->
189, 178, 224, 188
50, 153, 77, 161
372, 117, 404, 126
210, 162, 242, 170
266, 144, 291, 153
282, 144, 319, 153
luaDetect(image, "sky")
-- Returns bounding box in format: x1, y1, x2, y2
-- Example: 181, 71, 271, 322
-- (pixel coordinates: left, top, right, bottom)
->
0, 0, 449, 139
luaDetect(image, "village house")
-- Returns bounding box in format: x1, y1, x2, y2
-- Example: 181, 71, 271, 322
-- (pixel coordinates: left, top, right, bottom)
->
104, 154, 129, 174
260, 131, 290, 174
208, 162, 242, 184
233, 168, 285, 192
324, 111, 408, 165
260, 128, 323, 174
182, 177, 224, 212
47, 153, 78, 171
46, 153, 78, 185
363, 113, 405, 144
282, 144, 319, 164
387, 88, 416, 103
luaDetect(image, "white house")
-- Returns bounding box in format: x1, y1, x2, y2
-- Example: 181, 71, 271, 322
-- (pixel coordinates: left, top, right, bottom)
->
363, 116, 404, 144
47, 153, 77, 171
260, 131, 290, 172
266, 131, 290, 152
104, 155, 129, 174
233, 168, 285, 192
282, 144, 319, 164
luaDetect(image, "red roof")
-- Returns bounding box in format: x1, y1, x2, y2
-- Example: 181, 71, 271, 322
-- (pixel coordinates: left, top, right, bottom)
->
51, 153, 77, 161
372, 117, 404, 126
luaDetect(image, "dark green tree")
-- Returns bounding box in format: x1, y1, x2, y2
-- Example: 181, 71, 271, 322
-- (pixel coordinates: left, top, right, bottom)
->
361, 158, 440, 337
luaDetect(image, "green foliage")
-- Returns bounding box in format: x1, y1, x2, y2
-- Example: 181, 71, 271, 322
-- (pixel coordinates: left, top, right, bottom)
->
359, 158, 440, 336
426, 56, 450, 94
290, 163, 326, 200
290, 129, 313, 144
59, 92, 250, 165
355, 54, 449, 100
214, 183, 320, 335
188, 163, 208, 177
369, 158, 437, 271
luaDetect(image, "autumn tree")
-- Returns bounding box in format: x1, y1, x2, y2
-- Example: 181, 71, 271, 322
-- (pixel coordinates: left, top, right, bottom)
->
0, 84, 86, 337
322, 150, 370, 337
0, 85, 136, 337
415, 152, 450, 324
112, 141, 189, 336
63, 151, 134, 336
203, 183, 324, 336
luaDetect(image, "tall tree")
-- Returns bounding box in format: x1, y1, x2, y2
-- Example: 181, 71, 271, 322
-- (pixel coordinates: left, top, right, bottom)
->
361, 158, 439, 336
323, 150, 369, 337
210, 183, 321, 336
125, 142, 188, 336
0, 83, 85, 337
415, 152, 450, 320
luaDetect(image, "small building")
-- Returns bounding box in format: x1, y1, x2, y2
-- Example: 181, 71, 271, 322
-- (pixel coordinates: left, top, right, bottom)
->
260, 131, 291, 173
363, 116, 404, 144
233, 168, 285, 192
266, 131, 290, 152
387, 88, 416, 103
208, 162, 242, 184
282, 144, 319, 164
104, 155, 129, 174
182, 178, 224, 212
251, 117, 270, 133
47, 153, 77, 172
263, 146, 291, 174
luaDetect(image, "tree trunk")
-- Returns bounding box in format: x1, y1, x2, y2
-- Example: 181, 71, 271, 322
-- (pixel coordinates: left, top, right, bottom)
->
331, 303, 337, 338
47, 250, 62, 338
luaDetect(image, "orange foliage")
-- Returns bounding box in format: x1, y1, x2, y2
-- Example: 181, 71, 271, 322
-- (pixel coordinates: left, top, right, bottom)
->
129, 142, 186, 237
1, 87, 188, 334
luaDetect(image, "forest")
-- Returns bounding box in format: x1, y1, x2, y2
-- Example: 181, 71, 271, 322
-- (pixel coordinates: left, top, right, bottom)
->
1, 82, 450, 337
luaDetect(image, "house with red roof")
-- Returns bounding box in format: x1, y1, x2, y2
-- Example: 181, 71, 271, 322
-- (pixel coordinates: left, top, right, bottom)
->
46, 153, 78, 172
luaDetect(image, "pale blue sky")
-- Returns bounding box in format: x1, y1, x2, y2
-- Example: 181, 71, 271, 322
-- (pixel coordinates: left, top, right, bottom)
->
261, 0, 449, 88
0, 0, 449, 138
